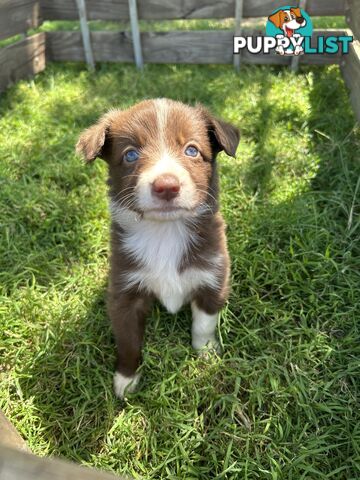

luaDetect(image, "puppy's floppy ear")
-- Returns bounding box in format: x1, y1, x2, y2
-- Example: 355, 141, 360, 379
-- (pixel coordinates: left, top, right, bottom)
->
198, 105, 240, 158
268, 11, 283, 28
76, 112, 113, 162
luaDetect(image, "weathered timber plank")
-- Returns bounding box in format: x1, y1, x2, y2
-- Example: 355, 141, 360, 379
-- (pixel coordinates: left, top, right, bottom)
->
0, 410, 29, 452
46, 31, 134, 62
46, 29, 346, 65
0, 33, 45, 92
0, 0, 41, 41
345, 0, 360, 40
341, 40, 360, 122
0, 444, 128, 480
39, 0, 345, 21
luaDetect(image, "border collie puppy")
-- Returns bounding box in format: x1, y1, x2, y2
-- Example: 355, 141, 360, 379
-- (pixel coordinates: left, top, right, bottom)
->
76, 99, 240, 398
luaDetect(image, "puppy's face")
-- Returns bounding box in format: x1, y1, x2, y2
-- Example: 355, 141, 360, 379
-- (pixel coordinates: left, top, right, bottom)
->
77, 99, 239, 222
268, 8, 306, 36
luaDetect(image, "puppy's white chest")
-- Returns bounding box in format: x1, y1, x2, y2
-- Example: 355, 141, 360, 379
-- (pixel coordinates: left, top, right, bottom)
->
121, 219, 218, 313
130, 265, 210, 313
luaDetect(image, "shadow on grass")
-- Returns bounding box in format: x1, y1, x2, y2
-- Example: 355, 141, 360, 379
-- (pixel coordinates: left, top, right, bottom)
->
17, 286, 118, 458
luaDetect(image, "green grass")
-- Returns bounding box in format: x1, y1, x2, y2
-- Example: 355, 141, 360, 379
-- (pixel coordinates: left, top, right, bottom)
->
0, 61, 359, 479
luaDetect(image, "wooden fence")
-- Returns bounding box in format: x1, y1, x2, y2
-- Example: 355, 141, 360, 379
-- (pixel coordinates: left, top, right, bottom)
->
341, 0, 360, 122
0, 0, 45, 93
0, 1, 358, 138
0, 3, 359, 121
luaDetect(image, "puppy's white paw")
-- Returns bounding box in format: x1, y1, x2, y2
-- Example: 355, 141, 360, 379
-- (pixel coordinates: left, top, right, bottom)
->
193, 338, 221, 357
113, 371, 140, 399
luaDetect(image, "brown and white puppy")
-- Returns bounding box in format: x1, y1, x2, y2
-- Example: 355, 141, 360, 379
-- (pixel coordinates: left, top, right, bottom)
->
76, 99, 240, 398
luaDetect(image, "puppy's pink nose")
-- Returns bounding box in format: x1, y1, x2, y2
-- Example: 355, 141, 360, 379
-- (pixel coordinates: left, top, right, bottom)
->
152, 174, 180, 201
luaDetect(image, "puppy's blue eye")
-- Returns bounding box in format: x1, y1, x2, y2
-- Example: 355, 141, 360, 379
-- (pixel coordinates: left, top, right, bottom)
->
185, 146, 199, 157
124, 149, 139, 163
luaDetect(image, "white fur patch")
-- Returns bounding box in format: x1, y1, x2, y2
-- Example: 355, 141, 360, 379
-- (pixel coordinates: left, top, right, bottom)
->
154, 98, 169, 140
113, 371, 141, 399
191, 301, 219, 350
110, 203, 222, 313
132, 98, 198, 214
136, 150, 197, 213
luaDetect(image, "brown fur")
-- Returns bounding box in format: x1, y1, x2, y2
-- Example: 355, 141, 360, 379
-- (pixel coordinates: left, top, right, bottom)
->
76, 99, 240, 381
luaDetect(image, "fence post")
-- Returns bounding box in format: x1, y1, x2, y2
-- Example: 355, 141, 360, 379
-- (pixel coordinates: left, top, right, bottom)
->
75, 0, 95, 71
233, 0, 243, 71
290, 0, 307, 72
128, 0, 143, 70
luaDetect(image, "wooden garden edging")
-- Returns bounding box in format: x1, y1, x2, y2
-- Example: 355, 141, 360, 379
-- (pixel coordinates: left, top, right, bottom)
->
0, 409, 128, 480
0, 409, 30, 452
0, 444, 128, 480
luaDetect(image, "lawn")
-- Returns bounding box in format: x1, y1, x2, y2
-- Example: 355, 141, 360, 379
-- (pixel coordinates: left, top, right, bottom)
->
0, 58, 359, 479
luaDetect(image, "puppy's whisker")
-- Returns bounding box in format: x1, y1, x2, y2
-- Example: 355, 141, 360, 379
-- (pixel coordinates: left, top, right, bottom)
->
112, 186, 135, 200
112, 189, 135, 204
196, 188, 217, 204
114, 192, 134, 203
115, 197, 136, 211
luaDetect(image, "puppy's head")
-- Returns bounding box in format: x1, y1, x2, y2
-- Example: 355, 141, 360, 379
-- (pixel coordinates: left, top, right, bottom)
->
268, 8, 306, 35
76, 99, 239, 222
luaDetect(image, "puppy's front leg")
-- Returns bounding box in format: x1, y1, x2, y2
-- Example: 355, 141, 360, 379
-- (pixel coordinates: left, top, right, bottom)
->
191, 286, 227, 352
192, 275, 229, 352
191, 301, 219, 351
107, 290, 153, 398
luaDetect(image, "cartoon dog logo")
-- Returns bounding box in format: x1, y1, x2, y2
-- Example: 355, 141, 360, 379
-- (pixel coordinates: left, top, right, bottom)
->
268, 7, 307, 55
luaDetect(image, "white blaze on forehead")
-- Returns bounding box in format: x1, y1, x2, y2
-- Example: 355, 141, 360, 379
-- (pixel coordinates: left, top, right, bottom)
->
135, 98, 198, 212
143, 151, 189, 182
154, 98, 169, 142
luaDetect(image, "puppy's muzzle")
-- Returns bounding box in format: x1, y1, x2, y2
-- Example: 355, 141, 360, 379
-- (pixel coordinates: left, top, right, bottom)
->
151, 174, 180, 201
